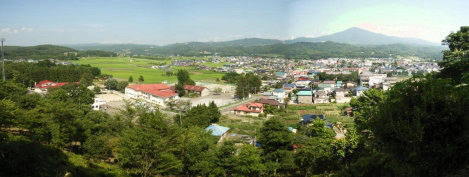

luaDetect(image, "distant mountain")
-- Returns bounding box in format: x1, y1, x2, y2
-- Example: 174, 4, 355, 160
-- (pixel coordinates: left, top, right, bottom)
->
63, 29, 445, 60
65, 43, 155, 52
4, 44, 116, 60
286, 27, 439, 46
207, 38, 283, 46
66, 41, 442, 60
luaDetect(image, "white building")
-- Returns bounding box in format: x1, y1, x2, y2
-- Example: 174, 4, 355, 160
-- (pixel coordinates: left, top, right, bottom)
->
125, 83, 179, 107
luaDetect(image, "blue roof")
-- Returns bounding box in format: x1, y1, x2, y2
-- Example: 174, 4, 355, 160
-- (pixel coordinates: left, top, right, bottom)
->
301, 114, 325, 124
273, 88, 285, 93
283, 83, 296, 88
275, 72, 286, 76
354, 86, 369, 91
205, 124, 230, 136
296, 90, 313, 96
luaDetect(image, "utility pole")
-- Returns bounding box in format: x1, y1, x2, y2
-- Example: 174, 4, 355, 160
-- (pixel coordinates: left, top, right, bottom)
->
1, 38, 5, 81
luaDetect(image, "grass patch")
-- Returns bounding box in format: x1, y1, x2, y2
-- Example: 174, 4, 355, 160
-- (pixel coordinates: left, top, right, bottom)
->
72, 57, 224, 83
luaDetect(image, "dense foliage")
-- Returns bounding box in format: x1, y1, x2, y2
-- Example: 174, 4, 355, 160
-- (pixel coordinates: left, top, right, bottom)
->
235, 73, 262, 99
4, 60, 101, 86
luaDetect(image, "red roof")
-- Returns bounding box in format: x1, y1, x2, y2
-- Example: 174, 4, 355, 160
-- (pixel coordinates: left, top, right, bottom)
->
127, 84, 177, 98
297, 77, 310, 81
35, 80, 71, 89
234, 102, 264, 113
184, 85, 206, 92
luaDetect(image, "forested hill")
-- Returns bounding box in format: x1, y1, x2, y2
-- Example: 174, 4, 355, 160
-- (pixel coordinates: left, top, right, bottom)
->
3, 44, 117, 60
67, 41, 444, 60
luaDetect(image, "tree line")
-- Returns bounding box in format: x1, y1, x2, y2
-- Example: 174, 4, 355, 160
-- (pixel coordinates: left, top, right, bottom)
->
3, 44, 117, 60
4, 60, 101, 87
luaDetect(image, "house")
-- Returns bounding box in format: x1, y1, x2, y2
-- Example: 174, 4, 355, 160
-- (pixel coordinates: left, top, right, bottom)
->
125, 83, 179, 107
296, 90, 313, 104
282, 83, 296, 90
233, 102, 264, 116
275, 72, 287, 78
353, 86, 369, 97
92, 98, 106, 110
205, 124, 230, 143
334, 88, 347, 98
183, 85, 210, 96
360, 73, 387, 87
255, 98, 283, 108
334, 88, 351, 103
318, 80, 336, 92
344, 82, 357, 88
272, 88, 287, 103
300, 114, 325, 125
313, 90, 329, 104
294, 80, 311, 88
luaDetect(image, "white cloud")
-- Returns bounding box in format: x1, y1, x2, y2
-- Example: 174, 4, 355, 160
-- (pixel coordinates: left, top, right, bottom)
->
0, 27, 34, 34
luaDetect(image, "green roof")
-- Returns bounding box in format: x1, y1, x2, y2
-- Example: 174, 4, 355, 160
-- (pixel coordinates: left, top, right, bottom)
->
297, 90, 313, 96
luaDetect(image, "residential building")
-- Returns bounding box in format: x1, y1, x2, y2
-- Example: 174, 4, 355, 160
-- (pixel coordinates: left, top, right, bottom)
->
353, 86, 369, 96
125, 83, 179, 107
233, 102, 264, 116
255, 98, 283, 108
205, 124, 230, 143
313, 90, 329, 103
183, 85, 210, 96
272, 88, 287, 103
334, 88, 351, 103
296, 90, 313, 104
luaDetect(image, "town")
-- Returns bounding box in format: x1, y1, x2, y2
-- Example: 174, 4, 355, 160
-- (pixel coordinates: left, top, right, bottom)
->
27, 55, 440, 145
1, 0, 467, 176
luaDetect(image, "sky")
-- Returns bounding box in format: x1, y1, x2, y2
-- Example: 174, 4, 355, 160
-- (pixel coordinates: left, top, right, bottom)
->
0, 0, 467, 46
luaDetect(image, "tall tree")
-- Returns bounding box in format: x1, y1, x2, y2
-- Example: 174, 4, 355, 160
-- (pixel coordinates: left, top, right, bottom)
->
439, 26, 469, 83
138, 75, 145, 82
118, 112, 182, 177
176, 70, 195, 97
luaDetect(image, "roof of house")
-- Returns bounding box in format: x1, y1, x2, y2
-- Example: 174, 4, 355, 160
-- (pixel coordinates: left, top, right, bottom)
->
301, 114, 325, 124
205, 124, 230, 136
35, 80, 71, 89
275, 72, 286, 76
183, 85, 206, 92
335, 88, 347, 92
323, 80, 336, 84
273, 88, 285, 93
315, 90, 327, 96
234, 103, 264, 113
297, 77, 310, 81
256, 98, 281, 106
127, 83, 177, 98
283, 83, 296, 88
297, 90, 313, 96
354, 86, 369, 91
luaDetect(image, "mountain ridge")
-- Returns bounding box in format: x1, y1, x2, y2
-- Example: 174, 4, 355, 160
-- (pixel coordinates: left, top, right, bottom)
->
286, 27, 438, 46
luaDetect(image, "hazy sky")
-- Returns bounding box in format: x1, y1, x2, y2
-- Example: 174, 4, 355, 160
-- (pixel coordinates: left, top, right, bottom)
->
0, 0, 467, 46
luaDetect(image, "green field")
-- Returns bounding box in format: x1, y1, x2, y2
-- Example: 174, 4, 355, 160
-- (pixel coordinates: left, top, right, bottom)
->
72, 57, 225, 83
